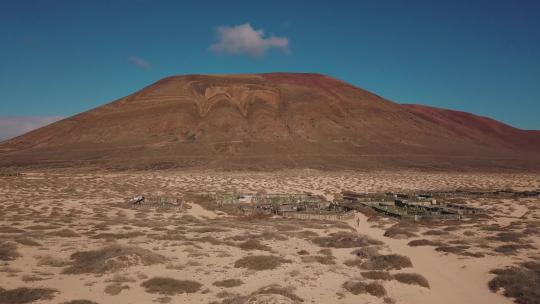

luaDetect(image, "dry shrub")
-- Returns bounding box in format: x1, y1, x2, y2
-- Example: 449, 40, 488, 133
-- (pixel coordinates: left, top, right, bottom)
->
312, 232, 382, 248
0, 227, 25, 234
393, 273, 430, 288
90, 231, 144, 240
213, 279, 244, 288
435, 245, 469, 254
14, 238, 40, 247
489, 261, 540, 304
422, 230, 449, 236
359, 254, 413, 270
62, 301, 99, 304
0, 287, 57, 304
489, 232, 527, 243
191, 227, 230, 233
48, 229, 80, 238
220, 284, 303, 304
236, 239, 271, 252
141, 277, 202, 295
24, 225, 59, 230
21, 275, 45, 282
104, 283, 129, 296
350, 246, 380, 259
384, 223, 418, 239
63, 245, 166, 274
37, 255, 69, 267
407, 239, 443, 247
342, 281, 386, 297
0, 242, 20, 261
301, 255, 336, 265
234, 255, 291, 271
361, 271, 393, 281
494, 244, 536, 255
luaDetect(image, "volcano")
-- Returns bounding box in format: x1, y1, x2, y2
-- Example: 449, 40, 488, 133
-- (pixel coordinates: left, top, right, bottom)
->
1, 73, 539, 171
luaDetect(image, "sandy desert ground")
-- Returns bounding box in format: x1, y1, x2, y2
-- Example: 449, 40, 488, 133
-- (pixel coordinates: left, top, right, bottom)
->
0, 170, 539, 304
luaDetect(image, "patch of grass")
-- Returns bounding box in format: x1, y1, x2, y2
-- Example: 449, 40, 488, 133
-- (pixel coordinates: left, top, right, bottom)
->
0, 287, 57, 304
301, 255, 336, 265
407, 239, 443, 247
358, 254, 413, 270
384, 223, 418, 239
141, 277, 202, 295
48, 229, 80, 238
489, 232, 527, 243
13, 238, 40, 247
213, 279, 244, 288
236, 239, 271, 252
219, 284, 303, 304
312, 232, 382, 248
234, 255, 291, 271
104, 283, 129, 296
63, 245, 166, 274
37, 255, 69, 267
361, 271, 393, 281
0, 242, 20, 261
350, 246, 380, 259
342, 281, 386, 297
89, 231, 144, 240
489, 261, 540, 304
494, 244, 535, 255
393, 273, 430, 288
0, 227, 25, 234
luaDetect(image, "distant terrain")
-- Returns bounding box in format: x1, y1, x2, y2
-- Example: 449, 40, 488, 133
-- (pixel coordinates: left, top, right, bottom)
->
1, 73, 539, 171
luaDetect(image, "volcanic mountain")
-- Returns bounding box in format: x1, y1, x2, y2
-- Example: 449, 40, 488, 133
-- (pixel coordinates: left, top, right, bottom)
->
1, 73, 539, 171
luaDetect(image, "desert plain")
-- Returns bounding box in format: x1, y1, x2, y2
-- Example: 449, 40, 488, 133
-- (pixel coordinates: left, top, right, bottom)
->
0, 170, 539, 304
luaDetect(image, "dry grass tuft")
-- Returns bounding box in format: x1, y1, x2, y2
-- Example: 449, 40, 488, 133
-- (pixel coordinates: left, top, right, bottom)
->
489, 261, 540, 304
384, 223, 418, 239
0, 242, 20, 261
13, 238, 40, 247
234, 255, 291, 271
361, 271, 393, 281
393, 273, 430, 288
236, 239, 271, 252
37, 255, 69, 267
220, 284, 303, 304
104, 283, 130, 296
342, 281, 386, 297
141, 277, 202, 295
0, 287, 57, 304
312, 232, 382, 248
301, 255, 336, 265
48, 229, 80, 238
359, 254, 413, 270
407, 239, 443, 247
213, 279, 244, 288
63, 245, 166, 274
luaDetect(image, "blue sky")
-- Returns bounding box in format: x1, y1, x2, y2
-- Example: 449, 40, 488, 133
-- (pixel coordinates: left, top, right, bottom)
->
1, 0, 539, 139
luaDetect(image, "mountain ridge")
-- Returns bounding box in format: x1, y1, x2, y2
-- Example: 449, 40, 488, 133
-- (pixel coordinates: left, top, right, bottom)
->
1, 72, 539, 171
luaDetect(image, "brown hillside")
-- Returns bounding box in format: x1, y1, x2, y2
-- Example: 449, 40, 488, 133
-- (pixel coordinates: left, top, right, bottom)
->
1, 73, 539, 171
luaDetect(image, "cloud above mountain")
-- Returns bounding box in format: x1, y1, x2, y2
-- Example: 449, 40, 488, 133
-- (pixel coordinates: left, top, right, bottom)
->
0, 116, 64, 142
209, 23, 289, 57
128, 56, 152, 69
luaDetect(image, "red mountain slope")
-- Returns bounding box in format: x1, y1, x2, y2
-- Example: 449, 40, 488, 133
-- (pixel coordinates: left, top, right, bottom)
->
1, 73, 538, 171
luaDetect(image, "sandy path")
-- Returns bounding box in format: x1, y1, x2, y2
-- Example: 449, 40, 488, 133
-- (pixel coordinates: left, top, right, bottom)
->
348, 213, 513, 304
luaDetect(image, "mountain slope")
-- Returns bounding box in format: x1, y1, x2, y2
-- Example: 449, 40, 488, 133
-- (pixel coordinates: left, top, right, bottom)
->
1, 73, 539, 171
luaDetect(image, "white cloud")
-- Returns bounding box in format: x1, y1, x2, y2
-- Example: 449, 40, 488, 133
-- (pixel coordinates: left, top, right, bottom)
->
0, 116, 64, 142
209, 23, 289, 57
128, 56, 152, 69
